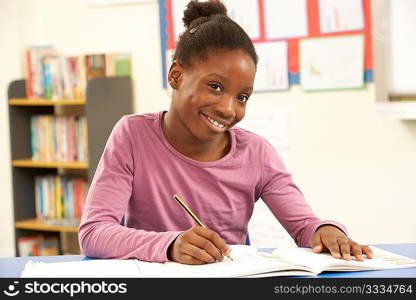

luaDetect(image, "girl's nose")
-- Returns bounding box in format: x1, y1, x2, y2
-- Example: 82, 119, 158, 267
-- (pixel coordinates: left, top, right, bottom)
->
214, 95, 236, 120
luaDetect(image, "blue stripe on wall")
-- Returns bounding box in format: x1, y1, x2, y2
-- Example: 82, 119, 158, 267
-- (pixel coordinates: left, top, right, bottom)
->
364, 69, 373, 82
288, 72, 300, 85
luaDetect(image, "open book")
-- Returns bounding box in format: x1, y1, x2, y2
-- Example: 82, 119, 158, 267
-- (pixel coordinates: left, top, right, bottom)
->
21, 245, 416, 278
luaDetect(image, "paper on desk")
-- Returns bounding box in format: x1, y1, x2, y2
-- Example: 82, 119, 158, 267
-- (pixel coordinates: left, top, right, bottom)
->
271, 246, 416, 273
145, 245, 297, 278
21, 259, 141, 278
20, 245, 288, 278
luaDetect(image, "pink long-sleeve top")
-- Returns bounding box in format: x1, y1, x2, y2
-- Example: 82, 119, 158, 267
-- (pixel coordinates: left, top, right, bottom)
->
79, 111, 347, 262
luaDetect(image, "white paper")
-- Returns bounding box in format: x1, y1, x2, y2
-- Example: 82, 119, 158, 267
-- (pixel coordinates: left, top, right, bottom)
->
21, 259, 141, 278
20, 246, 416, 278
388, 0, 416, 94
272, 246, 416, 274
318, 0, 364, 34
20, 246, 277, 278
300, 35, 364, 90
221, 0, 260, 40
264, 0, 308, 39
160, 246, 292, 277
254, 41, 289, 92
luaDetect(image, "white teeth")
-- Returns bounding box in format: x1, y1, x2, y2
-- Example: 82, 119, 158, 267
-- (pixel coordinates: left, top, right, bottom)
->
206, 115, 225, 128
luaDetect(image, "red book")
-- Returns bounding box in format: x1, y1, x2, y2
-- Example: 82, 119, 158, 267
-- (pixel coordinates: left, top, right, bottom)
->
74, 179, 79, 217
68, 117, 74, 161
26, 50, 33, 98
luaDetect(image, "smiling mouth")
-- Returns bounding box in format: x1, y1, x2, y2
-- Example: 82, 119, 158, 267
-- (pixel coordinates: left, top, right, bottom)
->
200, 112, 231, 132
200, 113, 230, 130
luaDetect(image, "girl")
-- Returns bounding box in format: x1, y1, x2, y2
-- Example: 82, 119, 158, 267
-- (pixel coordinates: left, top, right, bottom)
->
79, 0, 373, 265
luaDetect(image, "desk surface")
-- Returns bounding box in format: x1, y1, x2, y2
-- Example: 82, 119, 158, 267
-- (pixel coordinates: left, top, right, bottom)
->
0, 244, 415, 278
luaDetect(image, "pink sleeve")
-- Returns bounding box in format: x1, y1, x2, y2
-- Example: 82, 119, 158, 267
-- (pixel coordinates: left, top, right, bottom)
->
78, 116, 182, 262
259, 142, 348, 247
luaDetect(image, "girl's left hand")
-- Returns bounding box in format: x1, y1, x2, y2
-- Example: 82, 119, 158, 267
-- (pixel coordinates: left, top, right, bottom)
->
309, 225, 374, 261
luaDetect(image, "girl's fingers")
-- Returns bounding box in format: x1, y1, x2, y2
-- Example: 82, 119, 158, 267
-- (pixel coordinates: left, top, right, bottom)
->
338, 238, 351, 260
182, 243, 217, 264
350, 242, 364, 261
187, 229, 223, 262
194, 226, 230, 257
361, 245, 374, 259
310, 232, 324, 253
323, 239, 342, 259
179, 253, 207, 265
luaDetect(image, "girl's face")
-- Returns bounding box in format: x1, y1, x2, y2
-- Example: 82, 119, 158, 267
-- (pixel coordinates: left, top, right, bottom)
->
168, 49, 256, 142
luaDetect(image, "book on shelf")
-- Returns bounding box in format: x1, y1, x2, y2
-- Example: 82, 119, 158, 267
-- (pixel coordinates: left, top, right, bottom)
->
25, 46, 132, 100
18, 234, 59, 257
19, 245, 416, 277
26, 46, 58, 99
34, 175, 88, 221
30, 114, 88, 162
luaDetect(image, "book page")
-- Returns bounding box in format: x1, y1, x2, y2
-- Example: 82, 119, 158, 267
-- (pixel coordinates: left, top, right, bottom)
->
136, 245, 313, 278
272, 246, 416, 274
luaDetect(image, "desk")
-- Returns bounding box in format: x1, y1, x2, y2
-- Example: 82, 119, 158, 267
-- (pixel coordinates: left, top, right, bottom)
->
0, 244, 415, 278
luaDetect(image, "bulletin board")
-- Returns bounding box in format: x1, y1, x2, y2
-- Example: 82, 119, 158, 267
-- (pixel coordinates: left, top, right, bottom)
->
158, 0, 373, 90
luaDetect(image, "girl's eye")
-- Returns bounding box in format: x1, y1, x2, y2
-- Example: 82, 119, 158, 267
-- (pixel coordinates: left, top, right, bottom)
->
208, 83, 222, 92
237, 94, 249, 103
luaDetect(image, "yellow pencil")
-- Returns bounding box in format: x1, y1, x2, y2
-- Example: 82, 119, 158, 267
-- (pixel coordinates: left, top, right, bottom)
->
173, 194, 233, 261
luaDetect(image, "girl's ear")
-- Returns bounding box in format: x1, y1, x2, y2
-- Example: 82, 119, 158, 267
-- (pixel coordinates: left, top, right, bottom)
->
167, 61, 183, 90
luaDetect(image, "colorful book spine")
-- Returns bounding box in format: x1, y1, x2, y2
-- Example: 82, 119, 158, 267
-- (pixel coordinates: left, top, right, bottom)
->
30, 115, 88, 163
26, 50, 34, 98
34, 175, 87, 222
68, 117, 74, 161
30, 116, 37, 159
42, 56, 53, 99
26, 47, 132, 100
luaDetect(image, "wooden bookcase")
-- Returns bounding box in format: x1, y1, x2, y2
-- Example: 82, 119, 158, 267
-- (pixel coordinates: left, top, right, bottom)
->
8, 76, 134, 256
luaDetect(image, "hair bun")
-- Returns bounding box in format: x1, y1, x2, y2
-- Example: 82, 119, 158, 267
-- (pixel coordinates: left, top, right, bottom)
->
183, 0, 227, 28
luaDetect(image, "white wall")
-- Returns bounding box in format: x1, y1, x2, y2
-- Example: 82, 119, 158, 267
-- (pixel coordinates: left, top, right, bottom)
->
0, 0, 22, 257
0, 0, 415, 256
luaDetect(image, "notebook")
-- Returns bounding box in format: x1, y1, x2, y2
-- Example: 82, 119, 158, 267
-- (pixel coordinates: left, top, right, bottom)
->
21, 245, 416, 278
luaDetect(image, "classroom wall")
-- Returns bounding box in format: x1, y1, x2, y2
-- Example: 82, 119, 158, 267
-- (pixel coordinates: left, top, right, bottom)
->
0, 0, 415, 256
0, 0, 22, 257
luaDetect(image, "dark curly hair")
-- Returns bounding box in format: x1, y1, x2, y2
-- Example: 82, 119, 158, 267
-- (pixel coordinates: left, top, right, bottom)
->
173, 0, 258, 68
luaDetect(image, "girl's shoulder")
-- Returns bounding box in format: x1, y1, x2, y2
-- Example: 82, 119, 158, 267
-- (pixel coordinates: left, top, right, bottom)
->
119, 112, 160, 130
230, 126, 274, 152
121, 112, 159, 123
114, 112, 162, 140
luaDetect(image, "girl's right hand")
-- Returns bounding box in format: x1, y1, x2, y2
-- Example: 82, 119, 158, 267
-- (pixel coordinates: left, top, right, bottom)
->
167, 226, 232, 265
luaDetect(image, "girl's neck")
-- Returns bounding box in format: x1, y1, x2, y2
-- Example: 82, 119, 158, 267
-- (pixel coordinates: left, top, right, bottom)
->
161, 111, 230, 162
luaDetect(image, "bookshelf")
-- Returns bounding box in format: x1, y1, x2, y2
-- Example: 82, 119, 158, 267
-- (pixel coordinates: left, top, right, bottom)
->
8, 76, 133, 256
